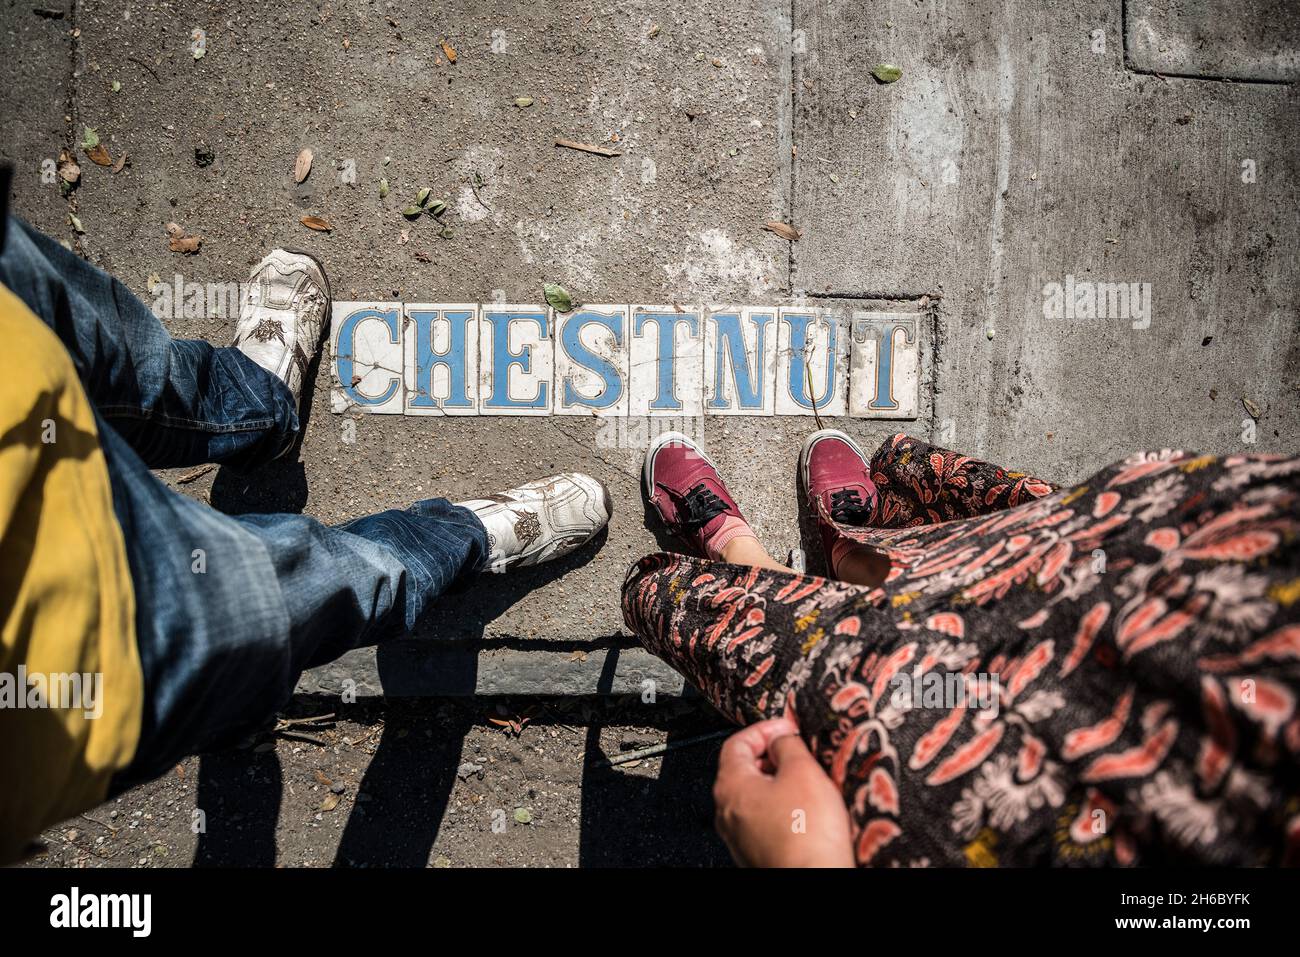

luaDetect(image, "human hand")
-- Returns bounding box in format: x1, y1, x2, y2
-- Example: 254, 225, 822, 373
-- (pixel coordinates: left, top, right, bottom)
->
712, 715, 855, 868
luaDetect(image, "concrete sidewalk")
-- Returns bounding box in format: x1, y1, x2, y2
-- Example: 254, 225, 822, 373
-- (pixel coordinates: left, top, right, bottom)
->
3, 0, 1297, 697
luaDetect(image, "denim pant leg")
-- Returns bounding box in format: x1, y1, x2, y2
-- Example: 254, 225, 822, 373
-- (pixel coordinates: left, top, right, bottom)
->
102, 420, 490, 789
0, 215, 299, 469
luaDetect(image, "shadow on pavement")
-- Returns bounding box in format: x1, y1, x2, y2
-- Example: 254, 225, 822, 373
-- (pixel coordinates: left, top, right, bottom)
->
577, 655, 732, 867
331, 705, 473, 868
193, 747, 283, 867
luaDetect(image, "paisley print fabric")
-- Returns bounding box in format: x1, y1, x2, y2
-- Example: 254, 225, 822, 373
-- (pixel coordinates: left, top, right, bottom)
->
622, 434, 1300, 866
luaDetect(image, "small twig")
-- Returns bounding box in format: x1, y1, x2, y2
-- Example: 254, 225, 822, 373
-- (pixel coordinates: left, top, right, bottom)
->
276, 712, 336, 728
176, 463, 216, 484
538, 703, 581, 736
469, 170, 491, 211
128, 56, 161, 82
344, 724, 383, 748
555, 138, 622, 158
591, 729, 731, 768
276, 730, 328, 746
80, 813, 118, 834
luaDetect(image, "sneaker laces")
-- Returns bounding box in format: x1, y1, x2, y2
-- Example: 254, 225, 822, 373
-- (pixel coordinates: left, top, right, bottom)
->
679, 482, 731, 528
829, 488, 872, 526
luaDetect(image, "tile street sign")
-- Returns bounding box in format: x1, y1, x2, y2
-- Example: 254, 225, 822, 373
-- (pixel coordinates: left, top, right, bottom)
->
332, 301, 921, 419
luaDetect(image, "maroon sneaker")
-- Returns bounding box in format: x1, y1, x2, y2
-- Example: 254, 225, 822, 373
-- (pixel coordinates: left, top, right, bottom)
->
799, 429, 878, 558
643, 431, 746, 556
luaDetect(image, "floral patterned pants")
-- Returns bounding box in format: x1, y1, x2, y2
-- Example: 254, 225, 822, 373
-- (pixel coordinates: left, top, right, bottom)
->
622, 434, 1300, 866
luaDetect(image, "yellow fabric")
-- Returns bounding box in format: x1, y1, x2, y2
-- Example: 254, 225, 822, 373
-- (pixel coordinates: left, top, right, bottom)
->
0, 282, 142, 864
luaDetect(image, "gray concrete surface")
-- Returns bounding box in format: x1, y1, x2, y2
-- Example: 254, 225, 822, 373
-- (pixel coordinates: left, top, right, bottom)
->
1127, 0, 1300, 81
23, 696, 735, 868
3, 0, 1296, 693
3, 0, 1299, 866
794, 0, 1298, 483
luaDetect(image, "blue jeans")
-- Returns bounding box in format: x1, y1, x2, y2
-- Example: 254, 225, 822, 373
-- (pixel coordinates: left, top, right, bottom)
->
0, 216, 490, 787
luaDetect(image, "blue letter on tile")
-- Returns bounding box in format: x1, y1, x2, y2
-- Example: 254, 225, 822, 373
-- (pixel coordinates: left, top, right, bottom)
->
867, 320, 914, 411
708, 310, 771, 411
483, 308, 549, 411
561, 309, 625, 411
408, 307, 474, 411
635, 309, 699, 411
784, 312, 839, 411
336, 306, 401, 406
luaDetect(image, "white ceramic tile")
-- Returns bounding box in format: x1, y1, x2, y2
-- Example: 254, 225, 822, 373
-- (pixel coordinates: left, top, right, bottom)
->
775, 307, 848, 416
330, 301, 405, 414
629, 304, 703, 417
848, 310, 921, 419
403, 303, 479, 415
478, 304, 553, 415
554, 305, 629, 416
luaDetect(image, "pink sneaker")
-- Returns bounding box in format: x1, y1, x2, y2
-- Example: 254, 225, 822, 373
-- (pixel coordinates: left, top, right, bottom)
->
799, 429, 878, 559
643, 432, 747, 557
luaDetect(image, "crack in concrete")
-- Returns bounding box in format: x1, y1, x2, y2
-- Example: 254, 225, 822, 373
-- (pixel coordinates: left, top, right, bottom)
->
925, 296, 945, 446
60, 0, 84, 257
546, 417, 641, 486
784, 0, 797, 297
806, 291, 934, 301
1119, 0, 1297, 86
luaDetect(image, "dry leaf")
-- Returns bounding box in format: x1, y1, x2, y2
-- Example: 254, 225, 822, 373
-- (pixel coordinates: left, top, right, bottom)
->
440, 39, 457, 63
398, 228, 410, 245
762, 221, 802, 241
569, 650, 588, 662
57, 150, 80, 184
319, 793, 340, 813
294, 147, 313, 183
1243, 398, 1262, 419
300, 215, 332, 232
85, 143, 112, 166
165, 222, 201, 254
112, 153, 128, 174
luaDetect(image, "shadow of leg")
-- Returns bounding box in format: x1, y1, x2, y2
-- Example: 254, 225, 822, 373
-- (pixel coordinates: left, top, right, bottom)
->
193, 747, 283, 866
332, 701, 473, 867
207, 342, 323, 516
577, 656, 731, 866
210, 457, 309, 516
577, 715, 732, 866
